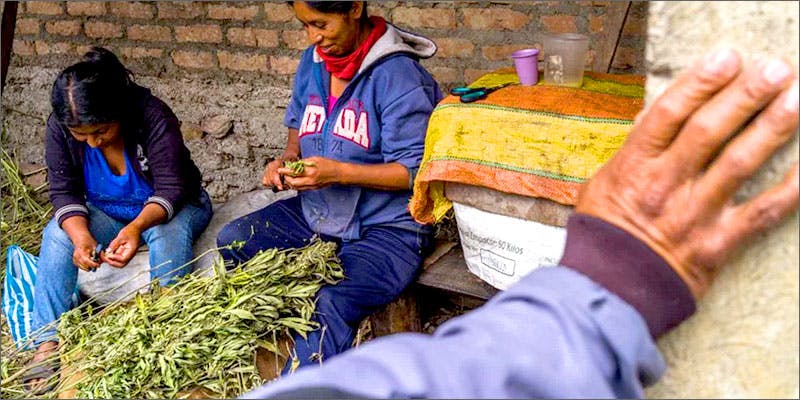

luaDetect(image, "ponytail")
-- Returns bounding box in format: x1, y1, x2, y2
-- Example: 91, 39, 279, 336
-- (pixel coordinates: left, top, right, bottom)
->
51, 46, 135, 127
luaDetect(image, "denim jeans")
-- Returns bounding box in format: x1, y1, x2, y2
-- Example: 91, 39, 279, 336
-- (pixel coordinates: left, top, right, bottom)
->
31, 190, 213, 344
217, 195, 432, 374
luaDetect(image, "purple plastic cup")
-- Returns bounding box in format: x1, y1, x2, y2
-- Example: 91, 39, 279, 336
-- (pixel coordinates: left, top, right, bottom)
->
511, 48, 540, 86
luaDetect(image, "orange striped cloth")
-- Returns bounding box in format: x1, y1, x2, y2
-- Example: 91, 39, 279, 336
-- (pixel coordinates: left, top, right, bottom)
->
410, 68, 645, 224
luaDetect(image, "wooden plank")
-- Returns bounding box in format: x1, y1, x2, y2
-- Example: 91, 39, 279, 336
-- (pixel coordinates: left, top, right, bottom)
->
592, 1, 631, 73
423, 240, 457, 270
369, 289, 421, 337
416, 246, 499, 301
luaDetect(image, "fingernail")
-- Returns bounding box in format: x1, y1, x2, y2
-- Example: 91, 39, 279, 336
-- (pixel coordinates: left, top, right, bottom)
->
763, 59, 791, 85
784, 81, 799, 111
704, 47, 737, 74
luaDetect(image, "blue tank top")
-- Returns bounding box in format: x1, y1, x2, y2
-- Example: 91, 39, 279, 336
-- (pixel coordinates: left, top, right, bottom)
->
83, 146, 154, 222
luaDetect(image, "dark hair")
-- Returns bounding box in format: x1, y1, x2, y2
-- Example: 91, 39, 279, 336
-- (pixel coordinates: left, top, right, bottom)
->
287, 1, 369, 23
51, 46, 134, 127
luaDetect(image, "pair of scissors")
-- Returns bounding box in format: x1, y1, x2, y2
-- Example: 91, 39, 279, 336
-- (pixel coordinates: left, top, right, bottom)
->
449, 83, 514, 103
90, 243, 104, 272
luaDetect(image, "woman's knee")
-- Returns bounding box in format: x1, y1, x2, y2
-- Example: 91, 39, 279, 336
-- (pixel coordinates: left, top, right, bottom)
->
313, 286, 369, 325
146, 221, 192, 243
42, 218, 72, 248
216, 219, 251, 248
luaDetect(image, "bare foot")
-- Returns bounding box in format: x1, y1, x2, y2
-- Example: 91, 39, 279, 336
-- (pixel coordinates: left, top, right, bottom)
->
24, 341, 59, 392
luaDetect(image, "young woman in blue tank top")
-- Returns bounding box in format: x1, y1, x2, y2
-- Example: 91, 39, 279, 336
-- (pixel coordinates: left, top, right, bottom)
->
23, 47, 213, 393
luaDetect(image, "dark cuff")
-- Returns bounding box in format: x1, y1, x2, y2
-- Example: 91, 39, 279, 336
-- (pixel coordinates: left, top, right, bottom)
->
55, 204, 89, 226
559, 213, 696, 338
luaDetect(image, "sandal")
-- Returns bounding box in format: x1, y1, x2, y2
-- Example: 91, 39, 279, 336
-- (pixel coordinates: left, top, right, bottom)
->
21, 358, 60, 396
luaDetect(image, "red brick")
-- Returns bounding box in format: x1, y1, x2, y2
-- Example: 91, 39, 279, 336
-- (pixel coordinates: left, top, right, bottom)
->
218, 51, 268, 72
172, 50, 215, 70
541, 15, 578, 34
269, 56, 300, 75
85, 21, 123, 39
110, 2, 155, 19
263, 3, 294, 22
254, 29, 280, 48
25, 2, 63, 15
175, 25, 222, 43
35, 41, 73, 55
66, 2, 106, 16
18, 163, 47, 188
45, 20, 81, 36
208, 4, 259, 20
13, 39, 36, 56
76, 45, 94, 56
158, 2, 205, 19
461, 9, 530, 31
227, 28, 279, 48
120, 47, 164, 59
482, 44, 538, 61
127, 25, 172, 42
282, 30, 308, 50
433, 38, 475, 59
464, 68, 495, 84
15, 18, 40, 35
428, 66, 460, 84
368, 6, 389, 20
393, 7, 456, 29
589, 15, 603, 33
227, 28, 256, 47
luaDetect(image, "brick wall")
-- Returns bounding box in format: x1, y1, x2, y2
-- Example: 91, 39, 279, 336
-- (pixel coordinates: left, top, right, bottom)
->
11, 1, 647, 87
4, 1, 648, 201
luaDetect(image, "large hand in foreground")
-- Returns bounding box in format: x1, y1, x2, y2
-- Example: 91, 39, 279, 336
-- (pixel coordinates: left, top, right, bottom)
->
576, 48, 799, 298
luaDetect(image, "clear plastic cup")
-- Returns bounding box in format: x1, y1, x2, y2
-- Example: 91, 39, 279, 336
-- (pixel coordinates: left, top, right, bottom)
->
541, 33, 589, 88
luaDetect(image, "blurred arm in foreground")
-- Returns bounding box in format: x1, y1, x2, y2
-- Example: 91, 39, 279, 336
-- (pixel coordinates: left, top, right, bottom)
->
243, 47, 799, 399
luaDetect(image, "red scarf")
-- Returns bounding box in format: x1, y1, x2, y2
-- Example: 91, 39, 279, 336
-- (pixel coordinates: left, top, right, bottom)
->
316, 16, 387, 80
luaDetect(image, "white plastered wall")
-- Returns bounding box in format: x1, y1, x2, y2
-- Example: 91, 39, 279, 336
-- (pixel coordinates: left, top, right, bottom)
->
644, 2, 799, 398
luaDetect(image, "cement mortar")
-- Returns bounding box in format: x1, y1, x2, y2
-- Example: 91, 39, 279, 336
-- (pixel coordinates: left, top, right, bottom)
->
644, 2, 799, 398
1, 65, 293, 203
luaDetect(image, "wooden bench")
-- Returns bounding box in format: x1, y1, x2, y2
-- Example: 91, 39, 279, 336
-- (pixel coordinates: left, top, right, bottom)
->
369, 240, 499, 336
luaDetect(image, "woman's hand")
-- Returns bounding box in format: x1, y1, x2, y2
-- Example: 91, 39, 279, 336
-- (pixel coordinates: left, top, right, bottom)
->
280, 156, 342, 191
71, 234, 101, 272
263, 155, 298, 191
102, 225, 142, 268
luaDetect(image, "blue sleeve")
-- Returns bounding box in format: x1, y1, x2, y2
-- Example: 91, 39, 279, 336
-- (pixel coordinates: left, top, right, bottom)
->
377, 61, 441, 188
241, 267, 666, 399
284, 48, 315, 130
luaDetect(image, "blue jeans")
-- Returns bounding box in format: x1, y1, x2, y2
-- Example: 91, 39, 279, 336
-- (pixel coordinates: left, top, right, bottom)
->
217, 195, 432, 374
31, 190, 213, 344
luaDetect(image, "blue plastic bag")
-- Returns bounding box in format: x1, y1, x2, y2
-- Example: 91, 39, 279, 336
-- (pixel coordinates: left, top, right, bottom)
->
2, 244, 78, 348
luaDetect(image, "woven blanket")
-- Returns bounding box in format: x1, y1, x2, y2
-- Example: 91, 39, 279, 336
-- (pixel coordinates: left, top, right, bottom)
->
410, 68, 645, 224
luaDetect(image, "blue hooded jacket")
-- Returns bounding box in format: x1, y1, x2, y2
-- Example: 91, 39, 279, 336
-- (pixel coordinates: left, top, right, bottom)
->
284, 23, 443, 240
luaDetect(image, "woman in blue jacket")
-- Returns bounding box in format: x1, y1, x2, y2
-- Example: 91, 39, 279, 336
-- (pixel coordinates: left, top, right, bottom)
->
216, 1, 442, 373
24, 47, 213, 392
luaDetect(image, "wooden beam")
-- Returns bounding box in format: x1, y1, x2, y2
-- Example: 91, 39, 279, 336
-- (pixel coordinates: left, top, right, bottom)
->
592, 1, 631, 73
1, 1, 19, 92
